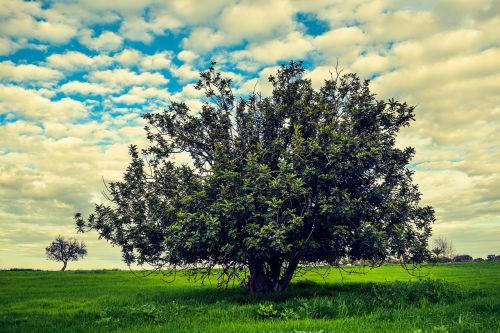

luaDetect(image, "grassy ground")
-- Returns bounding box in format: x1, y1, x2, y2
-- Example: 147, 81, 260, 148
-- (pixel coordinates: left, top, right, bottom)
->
1, 262, 499, 333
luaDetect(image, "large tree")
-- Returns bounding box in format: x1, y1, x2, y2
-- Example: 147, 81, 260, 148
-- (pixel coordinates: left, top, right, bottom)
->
76, 61, 434, 293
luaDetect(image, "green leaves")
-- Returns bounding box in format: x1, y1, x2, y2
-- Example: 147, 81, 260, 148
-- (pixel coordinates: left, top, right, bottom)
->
76, 61, 434, 292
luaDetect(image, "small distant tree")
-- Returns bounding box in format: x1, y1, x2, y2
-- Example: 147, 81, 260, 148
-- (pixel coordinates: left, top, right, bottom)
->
431, 237, 455, 260
486, 254, 496, 261
45, 236, 87, 271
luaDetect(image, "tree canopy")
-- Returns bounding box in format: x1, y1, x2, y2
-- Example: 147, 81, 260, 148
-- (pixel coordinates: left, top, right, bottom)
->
45, 236, 87, 271
76, 61, 434, 293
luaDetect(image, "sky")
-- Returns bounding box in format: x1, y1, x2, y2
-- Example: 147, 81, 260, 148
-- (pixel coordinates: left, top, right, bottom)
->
0, 0, 499, 270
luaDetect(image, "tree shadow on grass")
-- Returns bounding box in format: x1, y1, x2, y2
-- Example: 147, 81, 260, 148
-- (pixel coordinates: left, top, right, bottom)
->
142, 278, 468, 308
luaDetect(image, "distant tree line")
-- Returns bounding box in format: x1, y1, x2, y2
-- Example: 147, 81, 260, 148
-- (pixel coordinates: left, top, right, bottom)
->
428, 237, 498, 263
343, 237, 499, 265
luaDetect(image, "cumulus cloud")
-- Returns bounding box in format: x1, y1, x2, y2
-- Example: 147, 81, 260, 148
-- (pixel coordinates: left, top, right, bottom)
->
217, 0, 295, 39
115, 48, 143, 66
183, 0, 296, 51
350, 53, 390, 77
46, 51, 113, 72
170, 64, 200, 82
0, 85, 86, 120
182, 28, 225, 52
88, 68, 169, 89
0, 61, 63, 84
119, 12, 181, 43
312, 26, 366, 63
0, 0, 78, 44
0, 37, 21, 56
140, 52, 173, 70
80, 30, 123, 51
233, 31, 313, 66
60, 81, 115, 96
177, 50, 198, 63
114, 50, 173, 70
112, 86, 171, 105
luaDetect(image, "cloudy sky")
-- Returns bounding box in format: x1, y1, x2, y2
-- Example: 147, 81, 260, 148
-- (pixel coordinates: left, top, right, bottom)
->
0, 0, 498, 270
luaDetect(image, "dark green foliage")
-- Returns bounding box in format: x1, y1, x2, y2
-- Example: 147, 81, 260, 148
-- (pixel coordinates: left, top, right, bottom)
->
76, 61, 434, 293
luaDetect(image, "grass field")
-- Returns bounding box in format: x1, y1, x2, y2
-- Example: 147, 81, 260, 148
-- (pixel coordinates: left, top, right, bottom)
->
1, 262, 499, 333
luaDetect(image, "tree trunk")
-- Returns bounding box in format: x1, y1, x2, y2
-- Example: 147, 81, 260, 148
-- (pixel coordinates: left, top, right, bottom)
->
61, 261, 67, 271
274, 258, 299, 292
248, 261, 272, 294
247, 258, 299, 294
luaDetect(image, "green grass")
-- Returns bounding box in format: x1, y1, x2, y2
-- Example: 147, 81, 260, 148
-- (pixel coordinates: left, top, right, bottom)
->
1, 262, 499, 332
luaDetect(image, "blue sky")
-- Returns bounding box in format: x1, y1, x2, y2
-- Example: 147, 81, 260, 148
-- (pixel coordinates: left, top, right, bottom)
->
0, 0, 499, 269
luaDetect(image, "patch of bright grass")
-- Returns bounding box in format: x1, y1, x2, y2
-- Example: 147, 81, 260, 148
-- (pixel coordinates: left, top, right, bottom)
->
0, 262, 499, 332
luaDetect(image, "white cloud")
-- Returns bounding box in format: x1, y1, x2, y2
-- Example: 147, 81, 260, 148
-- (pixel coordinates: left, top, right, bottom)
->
0, 0, 78, 44
0, 61, 63, 83
391, 29, 485, 65
313, 26, 366, 62
217, 0, 295, 39
88, 68, 169, 89
119, 13, 181, 43
80, 30, 123, 51
170, 64, 199, 82
167, 0, 231, 25
183, 0, 296, 51
317, 26, 367, 46
60, 81, 115, 96
371, 48, 500, 98
177, 50, 198, 63
120, 16, 155, 43
114, 50, 173, 70
349, 53, 390, 77
233, 31, 313, 65
0, 37, 21, 56
115, 48, 142, 66
182, 28, 225, 52
0, 85, 86, 120
34, 20, 78, 44
178, 83, 204, 98
46, 51, 113, 72
140, 52, 173, 70
112, 87, 170, 105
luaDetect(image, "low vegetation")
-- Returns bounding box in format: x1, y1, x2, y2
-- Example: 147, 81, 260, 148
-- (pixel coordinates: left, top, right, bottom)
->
1, 262, 499, 332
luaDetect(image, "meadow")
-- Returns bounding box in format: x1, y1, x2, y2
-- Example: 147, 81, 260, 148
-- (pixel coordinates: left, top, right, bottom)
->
1, 262, 499, 333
